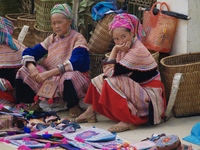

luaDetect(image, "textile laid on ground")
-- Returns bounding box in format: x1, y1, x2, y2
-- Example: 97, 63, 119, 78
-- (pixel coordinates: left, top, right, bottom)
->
0, 106, 193, 149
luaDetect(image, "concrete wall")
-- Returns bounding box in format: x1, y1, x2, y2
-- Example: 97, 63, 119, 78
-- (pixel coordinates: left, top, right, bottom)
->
157, 0, 200, 54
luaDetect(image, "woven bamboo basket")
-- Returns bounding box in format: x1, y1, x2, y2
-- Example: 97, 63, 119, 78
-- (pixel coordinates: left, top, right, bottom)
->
34, 0, 66, 31
17, 14, 36, 31
5, 13, 29, 39
34, 24, 53, 44
149, 50, 159, 65
89, 53, 105, 79
5, 13, 29, 27
160, 52, 200, 117
16, 14, 36, 47
88, 13, 116, 54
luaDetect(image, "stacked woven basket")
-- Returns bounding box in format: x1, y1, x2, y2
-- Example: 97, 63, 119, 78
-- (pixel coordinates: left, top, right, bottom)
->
5, 13, 29, 39
88, 13, 116, 78
17, 14, 36, 47
5, 13, 36, 47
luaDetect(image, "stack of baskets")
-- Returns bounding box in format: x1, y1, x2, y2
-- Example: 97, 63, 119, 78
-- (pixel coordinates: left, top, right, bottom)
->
160, 52, 200, 117
5, 13, 29, 39
34, 0, 66, 44
17, 14, 36, 47
88, 13, 116, 78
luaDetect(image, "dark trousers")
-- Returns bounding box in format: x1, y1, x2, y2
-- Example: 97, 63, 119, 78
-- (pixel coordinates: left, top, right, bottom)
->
15, 79, 79, 108
0, 68, 17, 87
15, 79, 36, 104
63, 80, 79, 109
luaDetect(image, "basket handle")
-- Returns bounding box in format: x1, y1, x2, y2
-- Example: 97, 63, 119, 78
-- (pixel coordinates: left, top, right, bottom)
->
160, 2, 170, 13
149, 2, 162, 28
150, 2, 162, 15
149, 2, 170, 28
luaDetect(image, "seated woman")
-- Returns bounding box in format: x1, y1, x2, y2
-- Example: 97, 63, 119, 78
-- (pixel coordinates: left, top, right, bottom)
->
72, 13, 166, 132
15, 3, 90, 117
0, 16, 26, 107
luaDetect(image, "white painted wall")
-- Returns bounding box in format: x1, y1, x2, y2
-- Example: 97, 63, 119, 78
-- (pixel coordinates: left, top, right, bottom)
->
157, 0, 200, 54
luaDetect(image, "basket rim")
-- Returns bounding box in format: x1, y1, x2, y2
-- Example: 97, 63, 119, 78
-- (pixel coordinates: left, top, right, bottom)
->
17, 14, 36, 21
34, 24, 53, 33
160, 52, 200, 68
5, 13, 29, 19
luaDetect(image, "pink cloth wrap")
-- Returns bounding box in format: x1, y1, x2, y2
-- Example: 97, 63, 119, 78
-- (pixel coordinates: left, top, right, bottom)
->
109, 13, 145, 40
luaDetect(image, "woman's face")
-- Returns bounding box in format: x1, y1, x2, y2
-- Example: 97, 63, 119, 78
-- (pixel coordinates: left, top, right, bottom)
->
51, 13, 72, 36
112, 28, 133, 46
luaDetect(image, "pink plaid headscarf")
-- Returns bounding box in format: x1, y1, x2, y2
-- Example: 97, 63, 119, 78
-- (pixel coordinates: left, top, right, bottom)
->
109, 13, 145, 40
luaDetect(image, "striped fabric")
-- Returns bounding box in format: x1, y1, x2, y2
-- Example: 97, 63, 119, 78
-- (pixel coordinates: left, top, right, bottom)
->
41, 30, 88, 70
0, 39, 26, 68
118, 39, 157, 71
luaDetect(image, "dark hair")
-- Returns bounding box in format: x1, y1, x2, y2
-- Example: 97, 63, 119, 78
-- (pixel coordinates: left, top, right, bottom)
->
110, 27, 131, 35
125, 28, 131, 32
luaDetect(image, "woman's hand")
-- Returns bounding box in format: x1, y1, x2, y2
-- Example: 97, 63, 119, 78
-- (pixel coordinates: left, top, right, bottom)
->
36, 71, 51, 83
109, 41, 132, 60
114, 41, 132, 53
27, 63, 39, 82
36, 67, 60, 83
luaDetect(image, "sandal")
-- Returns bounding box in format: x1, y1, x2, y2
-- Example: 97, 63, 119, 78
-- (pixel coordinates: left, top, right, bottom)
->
70, 113, 97, 123
69, 105, 83, 118
108, 124, 136, 133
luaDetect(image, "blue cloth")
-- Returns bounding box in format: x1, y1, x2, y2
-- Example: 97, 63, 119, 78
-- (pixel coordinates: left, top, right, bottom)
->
22, 44, 47, 61
92, 1, 117, 21
69, 47, 90, 72
182, 122, 200, 146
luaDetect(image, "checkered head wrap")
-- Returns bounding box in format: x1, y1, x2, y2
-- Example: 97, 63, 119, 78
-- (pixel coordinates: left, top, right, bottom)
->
109, 13, 145, 40
50, 3, 76, 30
0, 16, 18, 50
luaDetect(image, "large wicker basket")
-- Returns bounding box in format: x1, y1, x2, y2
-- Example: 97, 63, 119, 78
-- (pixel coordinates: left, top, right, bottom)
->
34, 0, 66, 31
5, 13, 29, 39
89, 53, 105, 79
17, 14, 36, 31
5, 13, 29, 27
160, 52, 200, 117
88, 13, 116, 54
16, 14, 36, 47
34, 24, 53, 44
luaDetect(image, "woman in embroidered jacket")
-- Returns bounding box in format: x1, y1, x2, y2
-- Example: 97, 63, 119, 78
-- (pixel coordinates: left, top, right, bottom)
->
0, 16, 26, 106
73, 13, 166, 132
15, 4, 90, 117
